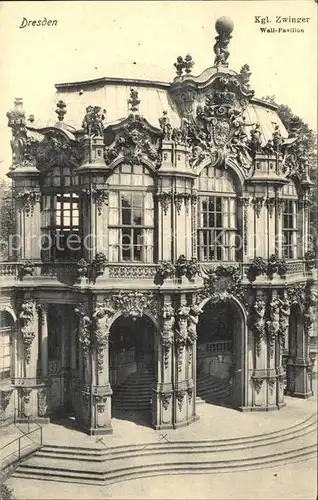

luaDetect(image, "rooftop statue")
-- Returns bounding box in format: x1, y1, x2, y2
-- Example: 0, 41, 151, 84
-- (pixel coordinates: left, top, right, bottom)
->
82, 105, 105, 138
213, 16, 234, 67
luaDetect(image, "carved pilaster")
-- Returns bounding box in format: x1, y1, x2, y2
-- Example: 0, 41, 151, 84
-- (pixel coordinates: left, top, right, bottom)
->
238, 196, 249, 255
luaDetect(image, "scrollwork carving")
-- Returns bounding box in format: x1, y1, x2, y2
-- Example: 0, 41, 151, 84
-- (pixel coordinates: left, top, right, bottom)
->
161, 392, 172, 411
16, 190, 41, 216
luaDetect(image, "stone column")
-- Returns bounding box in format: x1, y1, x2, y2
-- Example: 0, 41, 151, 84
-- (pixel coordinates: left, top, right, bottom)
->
173, 300, 190, 428
40, 304, 48, 378
267, 292, 285, 409
292, 289, 315, 398
153, 299, 174, 430
89, 303, 113, 435
75, 304, 93, 429
16, 299, 44, 421
250, 293, 267, 409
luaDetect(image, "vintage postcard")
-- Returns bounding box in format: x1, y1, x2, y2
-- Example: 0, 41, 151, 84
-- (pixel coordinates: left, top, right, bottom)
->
0, 1, 317, 499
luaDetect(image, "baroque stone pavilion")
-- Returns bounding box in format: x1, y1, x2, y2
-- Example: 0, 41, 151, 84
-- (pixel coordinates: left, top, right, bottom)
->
0, 17, 316, 435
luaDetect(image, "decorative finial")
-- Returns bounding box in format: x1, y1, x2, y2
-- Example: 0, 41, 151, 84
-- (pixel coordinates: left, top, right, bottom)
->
128, 88, 140, 113
239, 64, 252, 89
213, 16, 234, 67
6, 98, 26, 129
55, 100, 67, 122
174, 56, 185, 76
184, 54, 194, 74
174, 54, 194, 76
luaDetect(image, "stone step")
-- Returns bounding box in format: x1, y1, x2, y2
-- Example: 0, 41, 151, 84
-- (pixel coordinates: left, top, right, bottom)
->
34, 418, 316, 463
13, 439, 317, 485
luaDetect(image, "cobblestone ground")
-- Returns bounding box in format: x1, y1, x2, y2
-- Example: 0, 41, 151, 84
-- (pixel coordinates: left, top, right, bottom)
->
6, 457, 317, 499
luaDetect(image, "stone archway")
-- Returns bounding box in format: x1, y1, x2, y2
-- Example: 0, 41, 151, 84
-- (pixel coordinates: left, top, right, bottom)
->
196, 296, 246, 410
109, 313, 158, 426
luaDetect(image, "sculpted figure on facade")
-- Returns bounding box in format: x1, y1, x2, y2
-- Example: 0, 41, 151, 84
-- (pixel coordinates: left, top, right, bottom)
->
267, 297, 281, 356
278, 295, 291, 348
159, 111, 172, 140
82, 105, 105, 138
272, 124, 283, 153
19, 300, 35, 365
161, 304, 175, 368
252, 298, 266, 356
187, 305, 202, 345
92, 302, 114, 373
249, 123, 262, 155
75, 305, 92, 356
213, 32, 231, 66
304, 289, 317, 337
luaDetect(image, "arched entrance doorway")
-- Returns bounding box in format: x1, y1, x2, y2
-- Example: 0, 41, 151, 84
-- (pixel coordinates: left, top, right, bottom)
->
196, 298, 245, 409
109, 314, 156, 425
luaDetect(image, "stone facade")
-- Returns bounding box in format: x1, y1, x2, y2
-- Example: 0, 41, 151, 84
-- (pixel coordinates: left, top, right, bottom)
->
0, 17, 316, 434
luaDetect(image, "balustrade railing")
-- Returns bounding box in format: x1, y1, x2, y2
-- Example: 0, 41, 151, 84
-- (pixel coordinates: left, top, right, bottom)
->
0, 258, 311, 285
198, 341, 232, 357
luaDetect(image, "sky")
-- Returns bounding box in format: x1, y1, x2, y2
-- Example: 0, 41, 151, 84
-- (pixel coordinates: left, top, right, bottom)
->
0, 0, 317, 178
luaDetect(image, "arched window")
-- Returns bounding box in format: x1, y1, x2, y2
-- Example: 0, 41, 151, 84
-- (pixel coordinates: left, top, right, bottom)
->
282, 182, 298, 259
0, 311, 13, 381
41, 165, 81, 261
196, 165, 237, 262
108, 163, 155, 262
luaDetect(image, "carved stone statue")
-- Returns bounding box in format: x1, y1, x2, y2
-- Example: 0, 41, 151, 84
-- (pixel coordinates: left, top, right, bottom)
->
19, 301, 35, 364
82, 105, 105, 137
304, 289, 317, 337
272, 124, 283, 152
161, 304, 175, 346
187, 305, 202, 344
239, 64, 252, 89
159, 111, 172, 140
269, 298, 281, 335
214, 34, 231, 66
249, 123, 262, 154
278, 296, 290, 347
253, 298, 266, 337
177, 305, 190, 343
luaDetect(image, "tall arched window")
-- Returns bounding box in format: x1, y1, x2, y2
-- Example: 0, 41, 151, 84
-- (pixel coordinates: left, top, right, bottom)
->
196, 165, 237, 262
108, 163, 155, 262
41, 165, 81, 261
281, 182, 298, 259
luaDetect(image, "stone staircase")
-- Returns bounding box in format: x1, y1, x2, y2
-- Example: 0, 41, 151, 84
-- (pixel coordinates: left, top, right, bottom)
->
112, 366, 155, 411
12, 413, 317, 485
196, 373, 231, 405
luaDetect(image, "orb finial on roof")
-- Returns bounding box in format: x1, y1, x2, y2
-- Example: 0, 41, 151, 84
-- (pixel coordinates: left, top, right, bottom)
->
213, 16, 234, 68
